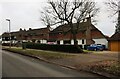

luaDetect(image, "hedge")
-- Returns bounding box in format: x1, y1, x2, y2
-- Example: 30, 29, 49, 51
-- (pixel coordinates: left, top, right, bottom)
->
2, 43, 14, 46
23, 42, 83, 53
2, 43, 22, 47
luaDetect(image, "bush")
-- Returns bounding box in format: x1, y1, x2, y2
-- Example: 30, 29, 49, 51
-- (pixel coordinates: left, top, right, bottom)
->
23, 42, 83, 53
2, 43, 14, 46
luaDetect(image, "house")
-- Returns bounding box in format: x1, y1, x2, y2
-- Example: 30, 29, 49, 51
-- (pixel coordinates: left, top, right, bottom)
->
2, 26, 50, 44
26, 27, 50, 43
2, 17, 109, 49
49, 17, 109, 49
108, 32, 120, 52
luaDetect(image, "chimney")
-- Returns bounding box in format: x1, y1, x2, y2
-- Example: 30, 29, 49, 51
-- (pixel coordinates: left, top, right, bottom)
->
86, 17, 91, 24
24, 29, 26, 31
46, 25, 51, 40
29, 28, 32, 30
47, 25, 50, 28
86, 17, 94, 45
47, 25, 51, 30
19, 28, 22, 31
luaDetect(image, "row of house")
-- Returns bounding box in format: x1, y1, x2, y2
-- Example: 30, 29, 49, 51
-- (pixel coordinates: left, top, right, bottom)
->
1, 17, 109, 49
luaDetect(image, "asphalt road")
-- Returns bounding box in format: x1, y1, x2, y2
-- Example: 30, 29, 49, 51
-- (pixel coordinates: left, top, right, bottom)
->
0, 46, 2, 78
2, 50, 104, 77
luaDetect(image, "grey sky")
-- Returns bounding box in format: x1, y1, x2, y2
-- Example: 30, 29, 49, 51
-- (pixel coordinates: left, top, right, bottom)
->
0, 0, 117, 36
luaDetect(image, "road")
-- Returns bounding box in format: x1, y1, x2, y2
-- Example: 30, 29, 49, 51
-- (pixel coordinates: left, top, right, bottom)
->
2, 50, 104, 77
0, 46, 2, 78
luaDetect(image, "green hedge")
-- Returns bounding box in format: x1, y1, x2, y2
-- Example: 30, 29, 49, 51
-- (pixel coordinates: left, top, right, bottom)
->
23, 43, 82, 53
2, 43, 15, 46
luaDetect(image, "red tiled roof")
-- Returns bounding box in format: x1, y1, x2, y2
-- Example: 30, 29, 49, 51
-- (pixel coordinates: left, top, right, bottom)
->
51, 22, 96, 33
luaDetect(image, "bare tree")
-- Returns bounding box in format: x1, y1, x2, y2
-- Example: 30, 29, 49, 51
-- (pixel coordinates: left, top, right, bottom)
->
40, 0, 99, 52
40, 11, 52, 27
105, 0, 120, 33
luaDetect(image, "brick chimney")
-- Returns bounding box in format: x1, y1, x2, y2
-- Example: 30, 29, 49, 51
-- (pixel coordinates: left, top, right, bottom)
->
46, 25, 51, 40
29, 28, 32, 30
86, 17, 95, 45
19, 28, 22, 31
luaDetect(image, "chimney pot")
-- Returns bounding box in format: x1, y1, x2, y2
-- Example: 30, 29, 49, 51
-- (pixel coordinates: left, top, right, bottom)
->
29, 28, 32, 30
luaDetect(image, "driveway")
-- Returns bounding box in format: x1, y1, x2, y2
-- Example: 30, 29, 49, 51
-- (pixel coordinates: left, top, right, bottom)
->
50, 51, 118, 67
93, 51, 119, 58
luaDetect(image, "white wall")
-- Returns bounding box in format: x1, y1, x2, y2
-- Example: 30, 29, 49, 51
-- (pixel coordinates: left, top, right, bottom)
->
71, 39, 86, 45
22, 40, 27, 42
71, 40, 74, 45
12, 40, 18, 44
93, 38, 108, 48
77, 39, 86, 49
59, 38, 108, 49
77, 39, 86, 45
77, 40, 82, 45
2, 41, 10, 43
60, 40, 63, 44
40, 40, 47, 44
2, 40, 19, 44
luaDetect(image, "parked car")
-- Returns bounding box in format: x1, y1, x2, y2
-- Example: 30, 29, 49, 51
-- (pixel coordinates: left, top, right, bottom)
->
87, 44, 104, 51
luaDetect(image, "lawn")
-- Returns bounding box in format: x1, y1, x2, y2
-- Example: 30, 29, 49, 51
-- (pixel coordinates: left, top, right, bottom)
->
87, 60, 120, 76
3, 47, 75, 59
83, 50, 95, 53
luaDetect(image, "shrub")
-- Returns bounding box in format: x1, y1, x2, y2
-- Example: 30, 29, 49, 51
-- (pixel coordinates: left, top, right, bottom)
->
2, 43, 14, 46
23, 42, 83, 53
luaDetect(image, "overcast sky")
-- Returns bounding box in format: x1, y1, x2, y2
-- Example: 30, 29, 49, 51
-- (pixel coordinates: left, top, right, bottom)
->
0, 0, 117, 36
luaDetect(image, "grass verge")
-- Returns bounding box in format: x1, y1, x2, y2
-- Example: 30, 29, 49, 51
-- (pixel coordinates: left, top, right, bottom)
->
2, 47, 74, 59
86, 60, 119, 76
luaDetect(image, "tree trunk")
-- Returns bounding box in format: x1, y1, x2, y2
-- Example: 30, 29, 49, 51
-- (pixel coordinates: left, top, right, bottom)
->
70, 23, 83, 53
72, 32, 83, 53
